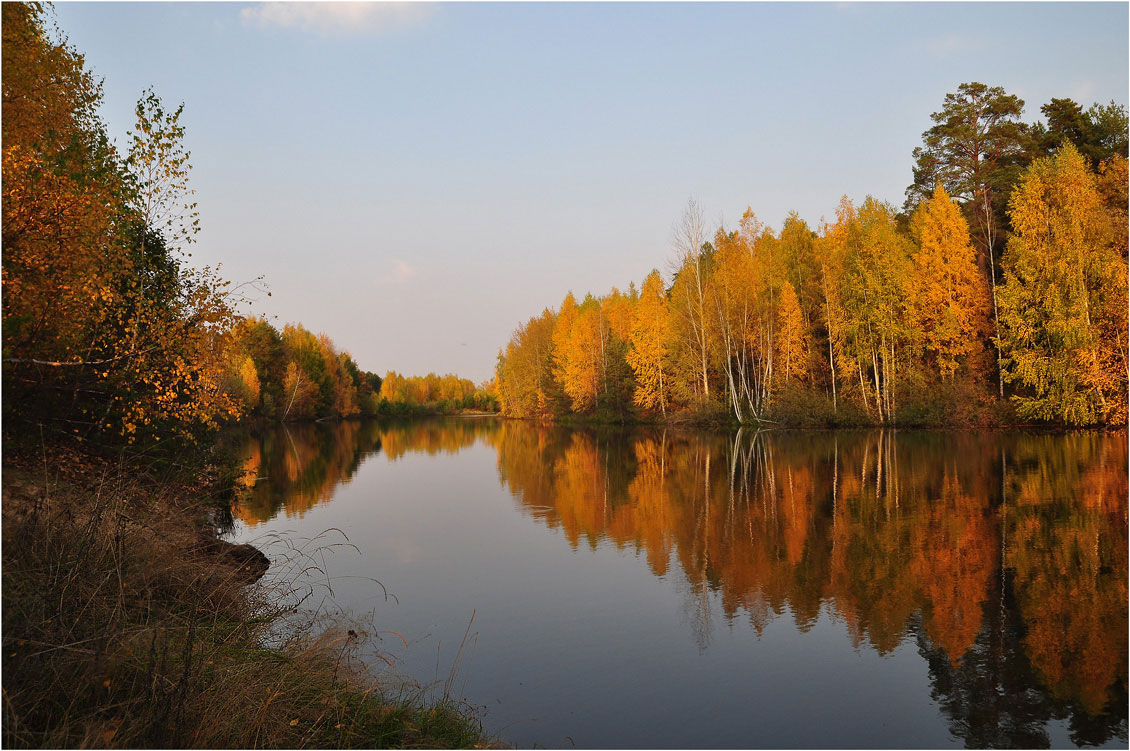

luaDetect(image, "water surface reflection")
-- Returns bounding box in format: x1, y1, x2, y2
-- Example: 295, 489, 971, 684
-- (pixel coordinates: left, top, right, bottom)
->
229, 420, 1127, 748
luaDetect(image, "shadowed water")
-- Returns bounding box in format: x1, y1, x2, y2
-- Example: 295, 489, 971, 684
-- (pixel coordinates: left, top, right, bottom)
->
224, 418, 1128, 749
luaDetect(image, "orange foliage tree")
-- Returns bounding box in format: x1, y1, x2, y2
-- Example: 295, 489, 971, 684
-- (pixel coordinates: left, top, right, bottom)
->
909, 183, 991, 380
626, 270, 670, 416
2, 3, 242, 442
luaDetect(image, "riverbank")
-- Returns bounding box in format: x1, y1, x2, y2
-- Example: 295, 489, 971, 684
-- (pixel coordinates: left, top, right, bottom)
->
1, 443, 491, 749
499, 382, 1120, 430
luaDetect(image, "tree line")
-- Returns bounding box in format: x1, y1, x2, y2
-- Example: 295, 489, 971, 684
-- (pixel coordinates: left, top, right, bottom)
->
495, 84, 1128, 426
223, 317, 496, 422
1, 3, 492, 446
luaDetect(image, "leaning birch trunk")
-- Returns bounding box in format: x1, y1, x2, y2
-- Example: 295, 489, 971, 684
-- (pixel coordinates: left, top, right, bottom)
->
658, 305, 667, 419
716, 290, 745, 423
739, 325, 758, 420
824, 297, 837, 412
888, 338, 896, 418
283, 369, 303, 420
697, 276, 710, 399
857, 359, 870, 416
880, 333, 889, 419
982, 192, 1004, 399
598, 306, 608, 399
872, 345, 884, 423
764, 312, 775, 412
726, 357, 744, 423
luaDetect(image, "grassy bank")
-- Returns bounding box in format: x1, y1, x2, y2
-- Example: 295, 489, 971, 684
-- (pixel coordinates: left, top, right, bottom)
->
1, 444, 490, 749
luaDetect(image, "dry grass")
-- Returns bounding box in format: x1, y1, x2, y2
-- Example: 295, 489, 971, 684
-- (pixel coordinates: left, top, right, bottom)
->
1, 448, 490, 749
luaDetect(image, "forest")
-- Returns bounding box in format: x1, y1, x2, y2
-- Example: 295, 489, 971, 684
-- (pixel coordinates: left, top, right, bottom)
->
223, 317, 497, 422
1, 2, 493, 448
2, 0, 1127, 444
494, 87, 1128, 427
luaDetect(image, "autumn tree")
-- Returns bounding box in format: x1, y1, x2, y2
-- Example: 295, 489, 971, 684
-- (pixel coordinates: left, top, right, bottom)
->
551, 292, 580, 391
126, 88, 197, 279
909, 183, 991, 380
2, 1, 126, 427
776, 282, 807, 384
491, 91, 1125, 428
104, 92, 245, 438
815, 198, 855, 413
708, 210, 782, 421
497, 309, 558, 417
998, 144, 1126, 424
234, 356, 261, 409
282, 361, 319, 420
778, 213, 822, 337
558, 300, 605, 413
598, 290, 636, 414
3, 3, 242, 442
281, 324, 330, 414
838, 198, 916, 422
603, 287, 635, 343
668, 199, 712, 400
906, 83, 1028, 397
374, 369, 487, 413
627, 270, 671, 416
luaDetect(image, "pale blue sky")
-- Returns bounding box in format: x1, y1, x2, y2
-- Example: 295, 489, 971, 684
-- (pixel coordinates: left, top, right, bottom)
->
53, 2, 1128, 383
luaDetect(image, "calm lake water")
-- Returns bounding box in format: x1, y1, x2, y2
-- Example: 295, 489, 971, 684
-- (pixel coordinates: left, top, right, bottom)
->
224, 418, 1128, 749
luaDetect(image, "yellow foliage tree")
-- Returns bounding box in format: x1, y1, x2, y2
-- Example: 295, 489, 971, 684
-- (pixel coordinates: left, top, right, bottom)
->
603, 287, 635, 343
776, 281, 808, 384
838, 198, 915, 422
815, 198, 855, 413
909, 183, 991, 380
560, 304, 604, 413
3, 4, 243, 441
999, 144, 1127, 424
627, 270, 671, 415
496, 309, 557, 417
551, 291, 579, 390
239, 356, 261, 409
668, 200, 712, 400
282, 361, 318, 420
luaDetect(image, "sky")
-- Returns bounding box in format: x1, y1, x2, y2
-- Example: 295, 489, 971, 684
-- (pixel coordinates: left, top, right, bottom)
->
52, 1, 1128, 383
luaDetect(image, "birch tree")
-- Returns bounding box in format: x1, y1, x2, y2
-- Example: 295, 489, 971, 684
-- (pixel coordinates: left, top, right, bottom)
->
669, 199, 712, 399
627, 270, 671, 416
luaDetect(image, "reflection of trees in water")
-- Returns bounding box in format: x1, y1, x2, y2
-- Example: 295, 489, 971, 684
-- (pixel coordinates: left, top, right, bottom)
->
494, 422, 1128, 745
230, 420, 382, 524
379, 418, 499, 461
230, 418, 500, 524
918, 588, 1054, 749
1003, 434, 1128, 725
229, 418, 1126, 744
673, 561, 715, 654
918, 567, 1128, 748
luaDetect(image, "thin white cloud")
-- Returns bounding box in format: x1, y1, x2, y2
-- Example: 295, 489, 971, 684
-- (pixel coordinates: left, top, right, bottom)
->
377, 259, 418, 285
241, 2, 435, 36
